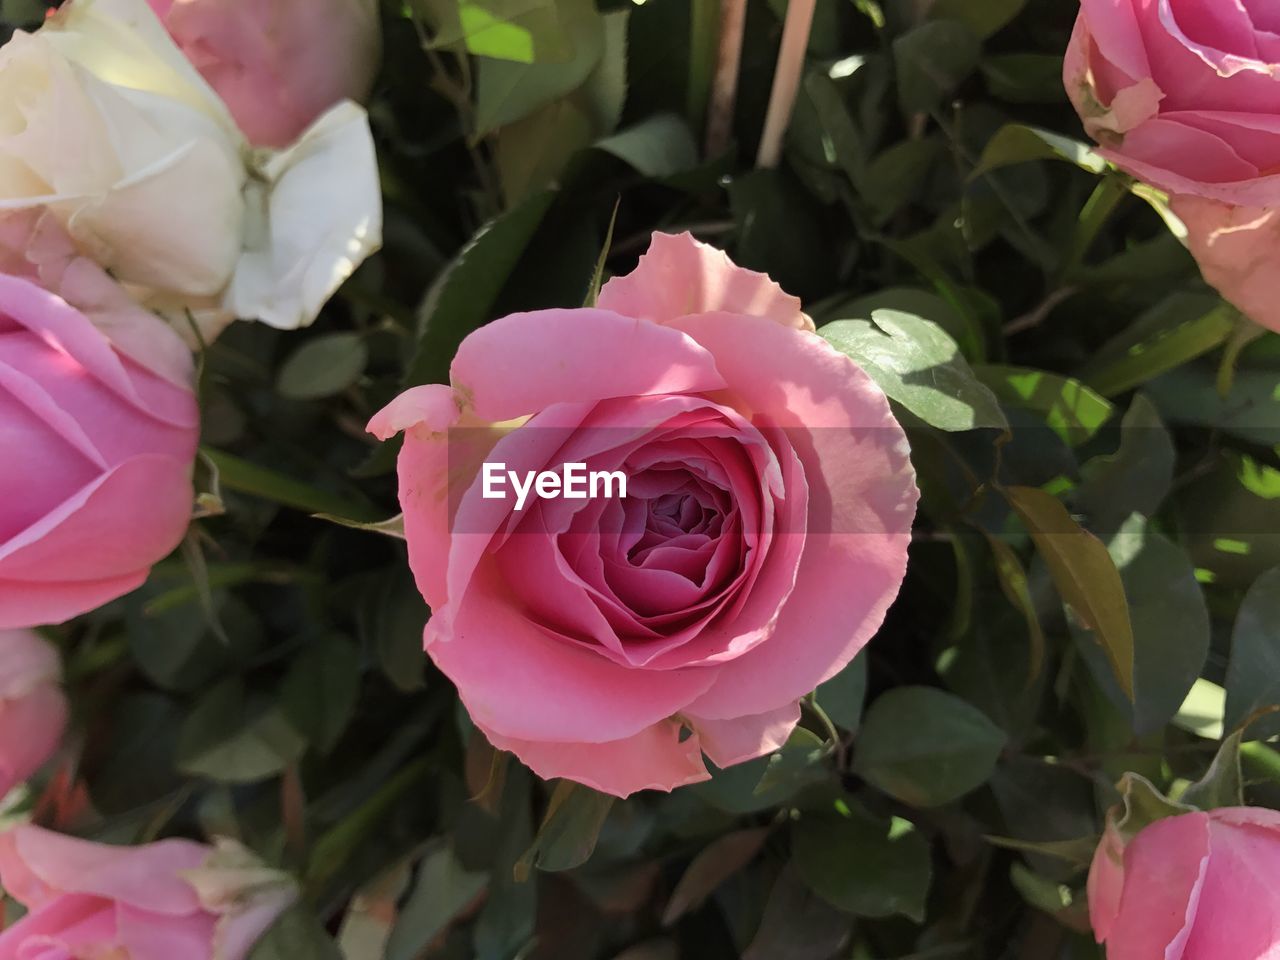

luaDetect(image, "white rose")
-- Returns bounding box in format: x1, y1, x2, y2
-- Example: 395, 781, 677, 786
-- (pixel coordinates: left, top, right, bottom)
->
0, 0, 381, 334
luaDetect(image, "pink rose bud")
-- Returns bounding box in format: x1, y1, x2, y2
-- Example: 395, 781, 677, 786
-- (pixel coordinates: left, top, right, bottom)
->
1065, 0, 1280, 331
1088, 806, 1280, 958
0, 276, 199, 628
148, 0, 382, 148
369, 233, 918, 798
0, 631, 66, 799
0, 827, 295, 960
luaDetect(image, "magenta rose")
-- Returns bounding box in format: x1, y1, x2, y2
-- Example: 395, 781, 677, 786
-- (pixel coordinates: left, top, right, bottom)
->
1089, 806, 1280, 959
369, 232, 918, 798
0, 826, 293, 960
147, 0, 381, 148
0, 630, 66, 798
0, 275, 199, 628
1065, 0, 1280, 331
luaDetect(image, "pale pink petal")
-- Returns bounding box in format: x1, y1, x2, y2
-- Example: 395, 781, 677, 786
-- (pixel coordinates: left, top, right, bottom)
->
0, 826, 208, 913
0, 685, 67, 796
1178, 813, 1280, 957
117, 904, 216, 960
0, 455, 194, 583
480, 718, 710, 799
1173, 194, 1280, 334
1104, 812, 1211, 960
428, 564, 717, 743
685, 701, 801, 769
0, 630, 60, 699
598, 232, 810, 330
449, 308, 725, 422
0, 572, 147, 631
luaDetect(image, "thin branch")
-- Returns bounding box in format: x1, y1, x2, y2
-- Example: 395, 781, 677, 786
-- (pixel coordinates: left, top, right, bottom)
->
756, 0, 817, 168
705, 0, 748, 159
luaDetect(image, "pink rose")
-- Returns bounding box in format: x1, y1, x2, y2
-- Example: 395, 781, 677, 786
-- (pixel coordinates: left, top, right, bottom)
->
0, 275, 199, 628
1065, 2, 1280, 332
147, 0, 381, 148
369, 233, 918, 798
0, 630, 66, 798
1065, 0, 1280, 207
0, 827, 293, 960
1089, 806, 1280, 959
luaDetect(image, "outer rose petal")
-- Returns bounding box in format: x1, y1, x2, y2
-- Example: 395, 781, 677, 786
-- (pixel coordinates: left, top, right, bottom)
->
0, 826, 207, 913
1178, 813, 1280, 958
670, 313, 917, 720
0, 629, 60, 700
685, 700, 801, 769
449, 307, 726, 422
1172, 194, 1280, 333
0, 572, 147, 631
598, 231, 812, 331
223, 102, 382, 331
428, 564, 717, 743
481, 718, 710, 798
1103, 813, 1211, 960
1086, 817, 1127, 944
0, 685, 67, 796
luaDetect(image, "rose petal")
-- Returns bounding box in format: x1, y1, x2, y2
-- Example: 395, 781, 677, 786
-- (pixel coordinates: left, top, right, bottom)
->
598, 231, 811, 331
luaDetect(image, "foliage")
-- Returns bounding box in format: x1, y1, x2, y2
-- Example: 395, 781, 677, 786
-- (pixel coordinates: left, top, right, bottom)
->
10, 0, 1280, 957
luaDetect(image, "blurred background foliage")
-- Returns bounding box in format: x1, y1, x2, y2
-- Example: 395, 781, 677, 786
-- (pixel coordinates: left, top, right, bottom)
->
7, 0, 1280, 958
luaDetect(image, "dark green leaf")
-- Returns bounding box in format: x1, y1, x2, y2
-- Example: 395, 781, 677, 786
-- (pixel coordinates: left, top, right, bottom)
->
893, 20, 981, 114
276, 333, 368, 400
177, 679, 307, 784
1004, 485, 1135, 700
1225, 567, 1280, 740
280, 636, 362, 753
793, 808, 932, 921
515, 780, 615, 879
975, 365, 1113, 445
853, 686, 1008, 807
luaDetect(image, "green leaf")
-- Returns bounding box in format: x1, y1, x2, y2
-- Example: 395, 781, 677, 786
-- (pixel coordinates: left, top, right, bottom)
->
975, 365, 1113, 446
1072, 394, 1175, 536
982, 532, 1047, 688
494, 8, 628, 202
1009, 862, 1079, 920
473, 0, 604, 134
276, 333, 368, 400
1147, 363, 1280, 447
983, 834, 1098, 870
821, 309, 1009, 432
793, 807, 932, 921
247, 904, 342, 960
515, 780, 614, 879
199, 448, 378, 521
1004, 485, 1135, 700
852, 686, 1008, 807
931, 0, 1026, 38
1180, 731, 1244, 810
661, 828, 771, 925
1174, 678, 1226, 741
981, 54, 1068, 104
177, 679, 308, 784
893, 20, 981, 114
814, 656, 868, 732
1081, 297, 1237, 398
1073, 516, 1210, 734
972, 124, 1106, 179
404, 189, 555, 388
280, 636, 362, 754
1109, 773, 1192, 844
595, 113, 699, 177
386, 845, 488, 960
1225, 567, 1280, 740
419, 0, 572, 63
753, 727, 828, 796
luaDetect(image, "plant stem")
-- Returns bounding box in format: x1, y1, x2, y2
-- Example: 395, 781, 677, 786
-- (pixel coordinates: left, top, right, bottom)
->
757, 0, 817, 168
705, 0, 747, 158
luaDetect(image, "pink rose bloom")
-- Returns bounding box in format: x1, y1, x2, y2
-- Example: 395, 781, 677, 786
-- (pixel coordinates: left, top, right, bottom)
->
369, 233, 918, 798
1065, 2, 1280, 332
0, 826, 293, 960
0, 630, 66, 798
1089, 806, 1280, 959
0, 275, 199, 628
147, 0, 381, 148
1065, 0, 1280, 207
